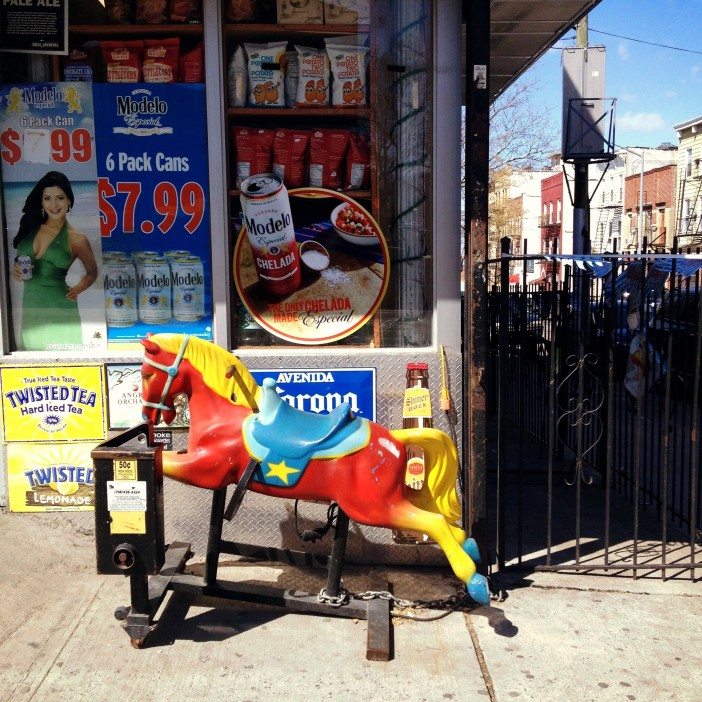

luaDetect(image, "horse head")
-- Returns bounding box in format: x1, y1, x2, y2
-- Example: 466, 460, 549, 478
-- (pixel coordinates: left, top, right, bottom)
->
140, 334, 191, 426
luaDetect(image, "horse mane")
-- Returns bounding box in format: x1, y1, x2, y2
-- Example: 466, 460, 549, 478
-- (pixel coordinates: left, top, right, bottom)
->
146, 334, 261, 409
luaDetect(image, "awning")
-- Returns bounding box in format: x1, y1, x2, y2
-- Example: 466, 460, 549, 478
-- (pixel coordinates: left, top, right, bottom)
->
462, 1, 605, 103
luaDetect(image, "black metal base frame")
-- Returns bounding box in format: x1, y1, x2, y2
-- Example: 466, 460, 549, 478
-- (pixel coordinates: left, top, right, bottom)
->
116, 472, 391, 660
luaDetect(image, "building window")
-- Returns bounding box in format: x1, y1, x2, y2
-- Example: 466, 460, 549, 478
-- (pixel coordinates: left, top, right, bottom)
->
686, 148, 693, 177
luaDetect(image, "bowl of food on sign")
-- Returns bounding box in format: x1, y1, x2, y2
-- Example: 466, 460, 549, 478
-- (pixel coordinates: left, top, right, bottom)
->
331, 202, 380, 246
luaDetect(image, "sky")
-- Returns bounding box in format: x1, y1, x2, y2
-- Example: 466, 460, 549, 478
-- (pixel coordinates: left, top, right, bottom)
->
519, 0, 702, 150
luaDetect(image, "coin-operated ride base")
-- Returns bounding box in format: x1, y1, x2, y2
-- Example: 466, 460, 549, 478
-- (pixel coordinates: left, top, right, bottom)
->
92, 424, 393, 659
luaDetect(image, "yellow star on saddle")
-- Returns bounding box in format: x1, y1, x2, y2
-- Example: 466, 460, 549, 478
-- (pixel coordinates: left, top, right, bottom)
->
264, 459, 301, 485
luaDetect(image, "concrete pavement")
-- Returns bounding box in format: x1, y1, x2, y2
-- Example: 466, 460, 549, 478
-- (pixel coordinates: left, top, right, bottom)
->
1, 510, 701, 702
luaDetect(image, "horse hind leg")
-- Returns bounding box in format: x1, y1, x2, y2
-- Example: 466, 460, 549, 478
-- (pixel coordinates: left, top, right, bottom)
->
390, 500, 490, 607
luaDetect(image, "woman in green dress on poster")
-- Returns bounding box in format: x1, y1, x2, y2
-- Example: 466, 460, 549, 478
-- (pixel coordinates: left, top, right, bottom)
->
11, 171, 98, 351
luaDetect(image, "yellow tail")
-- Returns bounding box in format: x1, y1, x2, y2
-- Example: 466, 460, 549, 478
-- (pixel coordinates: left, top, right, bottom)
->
389, 427, 461, 524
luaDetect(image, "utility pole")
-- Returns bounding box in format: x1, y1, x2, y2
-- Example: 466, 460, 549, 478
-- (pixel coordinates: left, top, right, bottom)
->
573, 17, 589, 256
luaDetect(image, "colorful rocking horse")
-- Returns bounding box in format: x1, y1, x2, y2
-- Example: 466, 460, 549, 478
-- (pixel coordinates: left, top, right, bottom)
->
140, 333, 490, 606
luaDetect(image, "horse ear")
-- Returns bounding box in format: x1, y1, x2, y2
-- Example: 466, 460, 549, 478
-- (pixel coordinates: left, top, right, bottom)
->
140, 336, 160, 355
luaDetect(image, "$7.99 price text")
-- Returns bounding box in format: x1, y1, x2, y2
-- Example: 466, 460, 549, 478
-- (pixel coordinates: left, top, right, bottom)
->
98, 177, 205, 237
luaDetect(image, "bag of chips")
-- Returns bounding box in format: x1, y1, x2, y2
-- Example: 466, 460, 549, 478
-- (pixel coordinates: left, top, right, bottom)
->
101, 40, 144, 83
277, 0, 323, 24
344, 130, 370, 190
225, 0, 257, 22
233, 127, 275, 187
326, 43, 368, 106
169, 0, 202, 23
244, 41, 287, 107
294, 45, 330, 107
284, 50, 298, 108
62, 45, 97, 82
227, 46, 248, 107
272, 129, 310, 188
135, 0, 168, 23
105, 0, 133, 24
180, 42, 204, 82
142, 38, 180, 83
308, 128, 350, 190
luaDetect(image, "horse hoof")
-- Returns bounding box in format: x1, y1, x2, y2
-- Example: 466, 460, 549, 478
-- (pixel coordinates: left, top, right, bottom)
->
462, 537, 481, 564
466, 573, 491, 607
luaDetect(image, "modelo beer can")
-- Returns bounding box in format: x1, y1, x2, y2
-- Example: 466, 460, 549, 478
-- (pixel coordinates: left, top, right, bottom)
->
171, 255, 205, 321
137, 256, 172, 323
17, 255, 32, 280
240, 173, 301, 297
104, 257, 138, 327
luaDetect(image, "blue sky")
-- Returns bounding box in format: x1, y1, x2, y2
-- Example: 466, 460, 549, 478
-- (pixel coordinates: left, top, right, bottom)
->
521, 0, 702, 149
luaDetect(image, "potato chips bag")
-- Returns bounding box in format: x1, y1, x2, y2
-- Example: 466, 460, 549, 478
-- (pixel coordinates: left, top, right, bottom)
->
244, 41, 287, 107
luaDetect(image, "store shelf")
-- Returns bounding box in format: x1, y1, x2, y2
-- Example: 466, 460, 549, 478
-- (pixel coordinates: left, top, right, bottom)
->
68, 24, 203, 37
227, 107, 370, 118
224, 23, 369, 39
229, 189, 371, 198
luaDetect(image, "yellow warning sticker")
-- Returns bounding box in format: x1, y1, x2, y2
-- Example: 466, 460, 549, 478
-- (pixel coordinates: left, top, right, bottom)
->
113, 459, 137, 481
110, 511, 146, 535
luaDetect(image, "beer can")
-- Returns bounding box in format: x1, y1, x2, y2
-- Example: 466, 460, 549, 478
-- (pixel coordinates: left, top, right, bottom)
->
164, 250, 190, 261
136, 256, 172, 324
171, 255, 205, 321
240, 173, 301, 297
17, 255, 32, 281
104, 258, 138, 327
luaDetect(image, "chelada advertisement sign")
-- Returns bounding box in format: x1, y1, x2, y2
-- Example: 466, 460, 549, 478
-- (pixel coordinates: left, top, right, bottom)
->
234, 185, 389, 345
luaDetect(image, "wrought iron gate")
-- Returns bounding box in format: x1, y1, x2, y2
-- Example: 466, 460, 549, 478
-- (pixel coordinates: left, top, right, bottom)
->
487, 243, 702, 579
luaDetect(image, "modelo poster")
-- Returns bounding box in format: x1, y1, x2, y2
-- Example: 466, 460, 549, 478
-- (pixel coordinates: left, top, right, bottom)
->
93, 83, 213, 343
0, 82, 106, 353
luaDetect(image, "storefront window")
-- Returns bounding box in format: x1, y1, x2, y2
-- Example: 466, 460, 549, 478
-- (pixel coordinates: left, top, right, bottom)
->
1, 0, 435, 355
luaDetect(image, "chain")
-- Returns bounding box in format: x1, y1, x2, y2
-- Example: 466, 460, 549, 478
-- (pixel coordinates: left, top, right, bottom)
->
316, 587, 351, 607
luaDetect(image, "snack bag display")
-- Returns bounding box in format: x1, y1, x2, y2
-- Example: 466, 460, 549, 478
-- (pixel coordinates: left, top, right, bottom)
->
326, 43, 368, 106
244, 41, 287, 107
143, 38, 180, 83
233, 127, 275, 187
101, 40, 144, 83
294, 45, 330, 107
324, 0, 370, 24
105, 0, 133, 24
272, 129, 310, 188
344, 130, 371, 190
169, 0, 202, 23
180, 42, 204, 82
62, 45, 97, 82
284, 50, 299, 108
308, 128, 350, 190
276, 0, 323, 24
225, 0, 258, 22
227, 45, 248, 107
135, 0, 168, 23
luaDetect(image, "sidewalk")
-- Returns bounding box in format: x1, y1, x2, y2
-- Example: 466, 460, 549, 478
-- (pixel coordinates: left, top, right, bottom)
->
0, 510, 700, 702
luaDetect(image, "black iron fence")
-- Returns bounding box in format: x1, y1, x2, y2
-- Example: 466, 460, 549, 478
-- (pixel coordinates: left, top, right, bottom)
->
486, 240, 702, 579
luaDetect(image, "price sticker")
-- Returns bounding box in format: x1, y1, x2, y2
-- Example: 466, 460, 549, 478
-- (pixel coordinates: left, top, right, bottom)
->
113, 458, 138, 481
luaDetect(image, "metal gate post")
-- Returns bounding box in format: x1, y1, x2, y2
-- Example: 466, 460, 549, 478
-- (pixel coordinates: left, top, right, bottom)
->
464, 0, 490, 561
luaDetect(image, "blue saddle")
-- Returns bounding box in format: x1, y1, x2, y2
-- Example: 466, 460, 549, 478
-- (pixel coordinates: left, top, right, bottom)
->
243, 378, 370, 487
